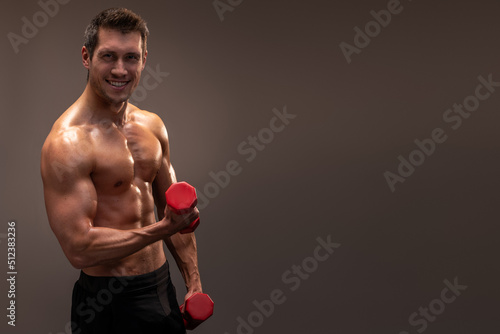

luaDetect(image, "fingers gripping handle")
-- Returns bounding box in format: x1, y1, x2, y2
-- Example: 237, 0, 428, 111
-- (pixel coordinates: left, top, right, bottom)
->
165, 182, 200, 234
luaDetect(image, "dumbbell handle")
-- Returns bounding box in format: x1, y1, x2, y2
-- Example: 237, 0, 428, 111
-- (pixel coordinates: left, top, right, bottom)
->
165, 182, 200, 234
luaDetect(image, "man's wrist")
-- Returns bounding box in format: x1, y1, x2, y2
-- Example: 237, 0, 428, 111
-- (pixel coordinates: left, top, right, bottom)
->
186, 276, 202, 293
157, 217, 176, 239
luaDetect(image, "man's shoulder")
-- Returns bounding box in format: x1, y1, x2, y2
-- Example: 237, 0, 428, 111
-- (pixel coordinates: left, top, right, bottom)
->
129, 105, 164, 127
43, 120, 91, 154
41, 109, 94, 175
128, 105, 168, 142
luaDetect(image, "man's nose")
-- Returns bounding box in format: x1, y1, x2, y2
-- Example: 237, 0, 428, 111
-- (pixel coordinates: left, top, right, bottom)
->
111, 59, 127, 76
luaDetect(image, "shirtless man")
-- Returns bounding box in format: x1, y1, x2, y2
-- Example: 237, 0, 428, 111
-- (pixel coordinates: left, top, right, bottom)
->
41, 8, 201, 333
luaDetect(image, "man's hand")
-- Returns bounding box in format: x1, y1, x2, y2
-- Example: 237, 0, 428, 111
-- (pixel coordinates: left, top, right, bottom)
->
184, 286, 202, 304
161, 206, 200, 237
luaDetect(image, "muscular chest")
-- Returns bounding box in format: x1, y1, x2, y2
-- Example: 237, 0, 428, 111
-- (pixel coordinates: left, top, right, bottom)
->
92, 122, 162, 188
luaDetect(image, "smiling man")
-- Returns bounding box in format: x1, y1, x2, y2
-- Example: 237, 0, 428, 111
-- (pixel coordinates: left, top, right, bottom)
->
41, 8, 202, 334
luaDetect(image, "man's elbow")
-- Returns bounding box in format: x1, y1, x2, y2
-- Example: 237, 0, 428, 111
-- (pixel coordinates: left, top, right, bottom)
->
67, 252, 91, 269
64, 242, 93, 269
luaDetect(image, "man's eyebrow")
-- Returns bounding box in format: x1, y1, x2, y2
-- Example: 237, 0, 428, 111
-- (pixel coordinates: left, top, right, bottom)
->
97, 49, 116, 55
97, 50, 140, 56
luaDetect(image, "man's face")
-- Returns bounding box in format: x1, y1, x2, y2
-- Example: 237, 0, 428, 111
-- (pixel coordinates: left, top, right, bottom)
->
84, 28, 146, 105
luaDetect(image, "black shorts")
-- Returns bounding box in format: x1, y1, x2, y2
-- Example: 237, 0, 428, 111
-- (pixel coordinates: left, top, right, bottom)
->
71, 261, 186, 334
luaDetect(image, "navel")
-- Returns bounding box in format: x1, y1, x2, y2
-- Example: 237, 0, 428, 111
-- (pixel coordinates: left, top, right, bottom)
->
114, 181, 123, 187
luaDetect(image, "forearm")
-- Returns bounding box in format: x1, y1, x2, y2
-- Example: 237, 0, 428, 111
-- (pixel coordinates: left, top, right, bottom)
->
165, 233, 202, 292
152, 156, 201, 291
69, 220, 167, 269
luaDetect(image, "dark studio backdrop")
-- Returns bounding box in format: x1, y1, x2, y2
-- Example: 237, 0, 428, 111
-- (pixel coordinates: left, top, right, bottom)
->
1, 0, 499, 333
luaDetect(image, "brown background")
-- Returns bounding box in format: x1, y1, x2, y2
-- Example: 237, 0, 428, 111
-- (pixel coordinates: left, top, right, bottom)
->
1, 0, 499, 333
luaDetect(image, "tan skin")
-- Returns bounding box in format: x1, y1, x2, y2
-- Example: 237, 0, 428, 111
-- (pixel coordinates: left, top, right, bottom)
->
40, 28, 202, 306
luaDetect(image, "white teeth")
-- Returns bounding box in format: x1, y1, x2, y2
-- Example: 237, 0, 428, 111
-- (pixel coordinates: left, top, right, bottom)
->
109, 81, 127, 87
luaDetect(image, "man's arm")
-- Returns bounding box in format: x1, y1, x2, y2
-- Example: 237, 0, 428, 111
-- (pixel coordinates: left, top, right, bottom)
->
40, 130, 187, 269
151, 115, 203, 298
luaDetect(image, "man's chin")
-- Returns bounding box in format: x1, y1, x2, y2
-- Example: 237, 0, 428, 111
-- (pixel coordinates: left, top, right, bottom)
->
103, 92, 131, 106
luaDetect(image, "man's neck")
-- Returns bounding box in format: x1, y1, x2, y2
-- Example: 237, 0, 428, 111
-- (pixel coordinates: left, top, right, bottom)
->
78, 84, 130, 126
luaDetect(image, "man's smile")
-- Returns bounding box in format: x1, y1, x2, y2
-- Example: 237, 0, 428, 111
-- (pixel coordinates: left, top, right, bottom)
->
106, 80, 130, 88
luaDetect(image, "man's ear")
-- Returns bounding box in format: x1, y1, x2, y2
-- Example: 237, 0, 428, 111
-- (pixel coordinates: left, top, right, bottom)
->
141, 50, 148, 71
82, 46, 91, 69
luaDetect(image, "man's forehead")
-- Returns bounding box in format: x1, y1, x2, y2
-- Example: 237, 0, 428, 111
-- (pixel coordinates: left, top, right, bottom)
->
96, 28, 142, 52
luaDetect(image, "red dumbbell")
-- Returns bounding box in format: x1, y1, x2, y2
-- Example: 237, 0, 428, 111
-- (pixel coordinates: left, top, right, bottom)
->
180, 293, 214, 330
165, 182, 200, 234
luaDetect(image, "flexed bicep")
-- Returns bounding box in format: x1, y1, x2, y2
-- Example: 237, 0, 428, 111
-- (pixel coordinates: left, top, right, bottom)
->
41, 129, 98, 268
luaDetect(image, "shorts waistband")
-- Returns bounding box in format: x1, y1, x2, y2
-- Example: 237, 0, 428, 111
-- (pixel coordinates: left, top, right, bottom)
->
78, 261, 170, 294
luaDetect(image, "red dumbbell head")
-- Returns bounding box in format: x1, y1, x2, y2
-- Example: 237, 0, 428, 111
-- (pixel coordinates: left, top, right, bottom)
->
165, 182, 200, 234
165, 182, 198, 215
180, 293, 214, 330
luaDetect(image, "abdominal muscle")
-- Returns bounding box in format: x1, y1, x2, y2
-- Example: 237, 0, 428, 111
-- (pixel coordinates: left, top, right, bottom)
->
82, 178, 167, 277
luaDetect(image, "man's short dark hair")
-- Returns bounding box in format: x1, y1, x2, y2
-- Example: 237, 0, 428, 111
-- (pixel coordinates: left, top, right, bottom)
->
84, 8, 149, 60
